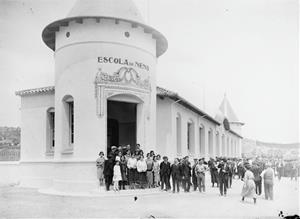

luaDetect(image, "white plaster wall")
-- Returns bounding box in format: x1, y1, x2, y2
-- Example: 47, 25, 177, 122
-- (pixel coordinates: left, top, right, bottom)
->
54, 18, 157, 160
156, 98, 172, 157
157, 98, 219, 160
20, 94, 55, 161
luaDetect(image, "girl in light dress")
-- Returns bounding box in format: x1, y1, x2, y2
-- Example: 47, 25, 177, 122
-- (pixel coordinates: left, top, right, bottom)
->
113, 158, 122, 192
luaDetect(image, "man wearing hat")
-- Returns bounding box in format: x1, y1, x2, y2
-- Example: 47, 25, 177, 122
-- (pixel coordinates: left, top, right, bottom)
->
109, 146, 118, 160
160, 156, 171, 191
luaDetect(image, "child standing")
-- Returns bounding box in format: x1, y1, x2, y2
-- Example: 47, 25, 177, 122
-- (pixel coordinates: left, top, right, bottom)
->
113, 158, 122, 192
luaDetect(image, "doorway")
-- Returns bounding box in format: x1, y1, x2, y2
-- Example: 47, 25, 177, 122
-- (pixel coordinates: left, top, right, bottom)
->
107, 100, 137, 154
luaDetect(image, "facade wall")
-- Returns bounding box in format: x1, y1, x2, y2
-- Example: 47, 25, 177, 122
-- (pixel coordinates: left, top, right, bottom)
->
156, 97, 242, 160
156, 97, 173, 156
20, 93, 55, 161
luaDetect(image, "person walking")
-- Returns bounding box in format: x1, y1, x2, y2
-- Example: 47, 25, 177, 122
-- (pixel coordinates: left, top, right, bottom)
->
195, 159, 206, 192
160, 156, 171, 191
218, 161, 229, 196
227, 161, 234, 188
171, 158, 182, 193
210, 159, 219, 187
252, 162, 262, 195
261, 162, 275, 200
96, 151, 105, 187
241, 163, 257, 204
103, 155, 115, 191
276, 160, 284, 180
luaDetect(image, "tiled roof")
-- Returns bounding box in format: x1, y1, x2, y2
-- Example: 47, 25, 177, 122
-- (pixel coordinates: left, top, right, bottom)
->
229, 129, 243, 139
156, 86, 220, 125
15, 86, 55, 96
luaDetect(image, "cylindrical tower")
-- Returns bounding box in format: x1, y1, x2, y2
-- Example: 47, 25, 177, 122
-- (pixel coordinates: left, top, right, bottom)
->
41, 0, 167, 192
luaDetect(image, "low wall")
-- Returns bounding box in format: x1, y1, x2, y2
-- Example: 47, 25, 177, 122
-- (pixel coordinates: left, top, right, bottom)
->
0, 160, 99, 194
0, 161, 20, 185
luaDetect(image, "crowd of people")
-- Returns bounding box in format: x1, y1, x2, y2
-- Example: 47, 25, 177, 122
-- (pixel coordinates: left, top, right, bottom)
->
96, 144, 299, 204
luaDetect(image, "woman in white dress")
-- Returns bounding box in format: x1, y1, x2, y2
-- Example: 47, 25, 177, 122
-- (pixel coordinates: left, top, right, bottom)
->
241, 163, 257, 204
113, 158, 122, 192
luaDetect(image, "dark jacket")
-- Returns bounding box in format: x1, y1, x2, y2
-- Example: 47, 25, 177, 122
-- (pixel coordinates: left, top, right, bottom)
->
160, 161, 171, 176
103, 159, 114, 177
218, 163, 229, 179
171, 164, 182, 180
251, 164, 262, 181
120, 160, 128, 181
181, 161, 192, 179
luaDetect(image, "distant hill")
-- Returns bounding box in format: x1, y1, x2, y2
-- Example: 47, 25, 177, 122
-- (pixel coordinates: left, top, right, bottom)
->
0, 126, 20, 147
242, 138, 299, 159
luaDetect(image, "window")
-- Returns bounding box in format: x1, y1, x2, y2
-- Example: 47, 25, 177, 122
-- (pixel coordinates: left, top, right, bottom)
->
199, 125, 205, 156
222, 135, 225, 156
69, 101, 74, 144
187, 123, 191, 151
46, 108, 55, 155
208, 129, 213, 156
62, 95, 74, 153
227, 137, 230, 157
187, 120, 195, 154
176, 114, 181, 155
216, 131, 220, 156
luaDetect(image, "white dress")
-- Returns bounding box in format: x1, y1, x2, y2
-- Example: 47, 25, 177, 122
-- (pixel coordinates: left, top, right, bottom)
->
113, 165, 122, 181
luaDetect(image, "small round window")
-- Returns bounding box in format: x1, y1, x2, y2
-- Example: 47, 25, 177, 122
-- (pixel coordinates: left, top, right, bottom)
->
66, 32, 70, 38
124, 32, 130, 38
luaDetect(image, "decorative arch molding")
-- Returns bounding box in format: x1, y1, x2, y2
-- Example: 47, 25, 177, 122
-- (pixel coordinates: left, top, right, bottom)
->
199, 123, 205, 129
94, 68, 151, 118
47, 107, 55, 113
62, 94, 74, 103
107, 92, 144, 103
188, 118, 195, 124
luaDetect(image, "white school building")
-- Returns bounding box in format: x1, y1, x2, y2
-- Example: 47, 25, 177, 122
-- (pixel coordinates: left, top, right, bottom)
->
2, 0, 243, 193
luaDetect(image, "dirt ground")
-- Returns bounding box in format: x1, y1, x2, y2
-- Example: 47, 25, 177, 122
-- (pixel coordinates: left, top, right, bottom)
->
0, 176, 299, 218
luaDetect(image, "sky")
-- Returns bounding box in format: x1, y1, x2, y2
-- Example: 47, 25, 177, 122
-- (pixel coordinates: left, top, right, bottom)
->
0, 0, 298, 143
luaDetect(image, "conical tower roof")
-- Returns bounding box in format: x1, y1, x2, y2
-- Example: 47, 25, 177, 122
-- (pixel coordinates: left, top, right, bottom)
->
42, 0, 168, 57
218, 94, 240, 123
67, 0, 145, 23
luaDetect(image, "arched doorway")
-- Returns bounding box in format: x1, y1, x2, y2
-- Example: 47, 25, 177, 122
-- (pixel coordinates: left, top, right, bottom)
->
106, 93, 143, 154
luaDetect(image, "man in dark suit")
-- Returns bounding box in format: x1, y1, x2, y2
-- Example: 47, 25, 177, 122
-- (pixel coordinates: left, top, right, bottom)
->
192, 159, 198, 191
160, 156, 171, 191
103, 155, 115, 191
181, 156, 192, 192
218, 160, 229, 196
171, 158, 182, 193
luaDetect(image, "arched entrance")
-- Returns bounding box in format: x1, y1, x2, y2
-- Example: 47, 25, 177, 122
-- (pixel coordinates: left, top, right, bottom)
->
106, 93, 143, 154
